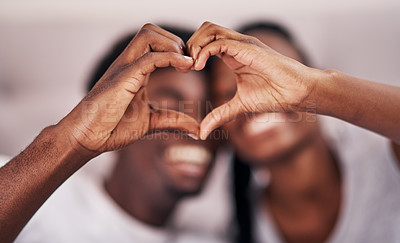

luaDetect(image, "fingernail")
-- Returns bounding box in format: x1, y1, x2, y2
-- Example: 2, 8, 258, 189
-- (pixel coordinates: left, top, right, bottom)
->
194, 59, 200, 70
184, 56, 194, 62
200, 130, 208, 140
188, 133, 199, 140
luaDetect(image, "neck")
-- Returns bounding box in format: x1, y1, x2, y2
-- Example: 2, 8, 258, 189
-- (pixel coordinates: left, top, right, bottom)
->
260, 133, 341, 211
105, 164, 180, 227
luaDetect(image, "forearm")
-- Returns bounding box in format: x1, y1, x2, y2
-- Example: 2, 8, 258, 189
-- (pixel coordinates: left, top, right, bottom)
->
308, 69, 400, 144
0, 125, 95, 242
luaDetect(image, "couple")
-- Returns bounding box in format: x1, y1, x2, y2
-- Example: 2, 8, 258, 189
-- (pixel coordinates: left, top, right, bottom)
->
1, 21, 400, 243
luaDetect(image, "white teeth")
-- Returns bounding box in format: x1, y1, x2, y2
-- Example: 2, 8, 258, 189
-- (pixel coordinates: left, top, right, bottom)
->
244, 113, 286, 136
164, 145, 212, 165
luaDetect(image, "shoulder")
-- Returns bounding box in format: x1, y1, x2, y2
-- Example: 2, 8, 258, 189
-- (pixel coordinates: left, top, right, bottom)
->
319, 115, 400, 207
15, 173, 103, 242
319, 115, 400, 176
319, 116, 400, 242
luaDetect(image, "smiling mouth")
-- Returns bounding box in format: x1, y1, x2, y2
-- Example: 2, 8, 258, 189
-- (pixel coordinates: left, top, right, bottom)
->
163, 144, 213, 177
164, 144, 212, 166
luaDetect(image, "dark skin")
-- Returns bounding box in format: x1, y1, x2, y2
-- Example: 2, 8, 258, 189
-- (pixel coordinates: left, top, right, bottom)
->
192, 22, 400, 243
186, 22, 400, 146
262, 135, 341, 243
186, 21, 400, 170
248, 32, 341, 243
0, 24, 199, 243
105, 69, 216, 227
212, 31, 341, 243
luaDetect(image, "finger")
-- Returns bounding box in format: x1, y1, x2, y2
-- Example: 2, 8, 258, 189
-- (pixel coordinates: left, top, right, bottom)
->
120, 52, 194, 95
199, 97, 243, 140
220, 53, 244, 71
136, 24, 184, 54
186, 22, 213, 61
104, 88, 149, 150
194, 39, 257, 71
141, 23, 185, 50
134, 52, 194, 77
175, 67, 192, 73
118, 26, 186, 65
187, 22, 245, 60
100, 52, 193, 115
149, 109, 200, 139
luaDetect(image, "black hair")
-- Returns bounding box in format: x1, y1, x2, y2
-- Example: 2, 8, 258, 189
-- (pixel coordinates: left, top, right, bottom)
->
231, 21, 311, 243
86, 26, 198, 92
232, 155, 254, 243
239, 22, 293, 42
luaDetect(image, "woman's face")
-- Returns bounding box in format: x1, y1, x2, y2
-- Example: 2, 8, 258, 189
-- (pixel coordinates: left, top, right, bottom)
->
212, 31, 319, 164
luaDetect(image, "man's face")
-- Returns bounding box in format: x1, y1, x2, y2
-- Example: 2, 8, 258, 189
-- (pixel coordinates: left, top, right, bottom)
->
117, 68, 216, 196
212, 31, 319, 164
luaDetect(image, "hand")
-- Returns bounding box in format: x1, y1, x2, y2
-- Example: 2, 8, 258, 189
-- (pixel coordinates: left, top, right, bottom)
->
186, 22, 321, 139
58, 24, 197, 154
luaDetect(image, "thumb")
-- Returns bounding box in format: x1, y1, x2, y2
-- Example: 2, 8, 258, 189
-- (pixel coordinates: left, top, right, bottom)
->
149, 109, 200, 139
200, 98, 242, 140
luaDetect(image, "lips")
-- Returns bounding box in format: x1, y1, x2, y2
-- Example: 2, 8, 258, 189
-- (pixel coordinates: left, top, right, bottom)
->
163, 144, 213, 177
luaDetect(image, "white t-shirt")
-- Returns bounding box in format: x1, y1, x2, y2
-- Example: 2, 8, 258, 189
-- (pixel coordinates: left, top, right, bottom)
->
253, 116, 400, 243
3, 116, 399, 243
0, 154, 10, 164
0, 151, 231, 243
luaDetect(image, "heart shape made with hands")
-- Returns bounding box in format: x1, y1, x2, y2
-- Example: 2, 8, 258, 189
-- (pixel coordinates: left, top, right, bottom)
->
81, 21, 312, 152
183, 22, 313, 140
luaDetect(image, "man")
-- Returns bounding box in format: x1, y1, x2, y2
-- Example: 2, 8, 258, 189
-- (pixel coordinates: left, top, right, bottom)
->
0, 24, 222, 243
201, 22, 400, 243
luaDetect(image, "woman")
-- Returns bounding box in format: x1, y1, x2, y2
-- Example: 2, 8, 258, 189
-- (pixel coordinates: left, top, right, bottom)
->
206, 22, 400, 243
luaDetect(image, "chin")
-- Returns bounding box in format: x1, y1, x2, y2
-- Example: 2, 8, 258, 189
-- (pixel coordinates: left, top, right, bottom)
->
167, 180, 206, 197
161, 142, 214, 197
237, 148, 286, 165
235, 137, 302, 166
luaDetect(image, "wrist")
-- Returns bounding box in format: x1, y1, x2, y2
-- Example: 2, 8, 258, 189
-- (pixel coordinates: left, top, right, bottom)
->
47, 123, 98, 165
292, 66, 324, 112
304, 68, 341, 115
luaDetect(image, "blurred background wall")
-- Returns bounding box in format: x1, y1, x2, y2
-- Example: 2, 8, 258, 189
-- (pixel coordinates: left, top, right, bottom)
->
0, 0, 399, 157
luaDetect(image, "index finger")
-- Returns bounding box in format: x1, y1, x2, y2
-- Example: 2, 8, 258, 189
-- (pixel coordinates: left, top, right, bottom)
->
142, 24, 185, 50
117, 24, 186, 66
186, 22, 246, 60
